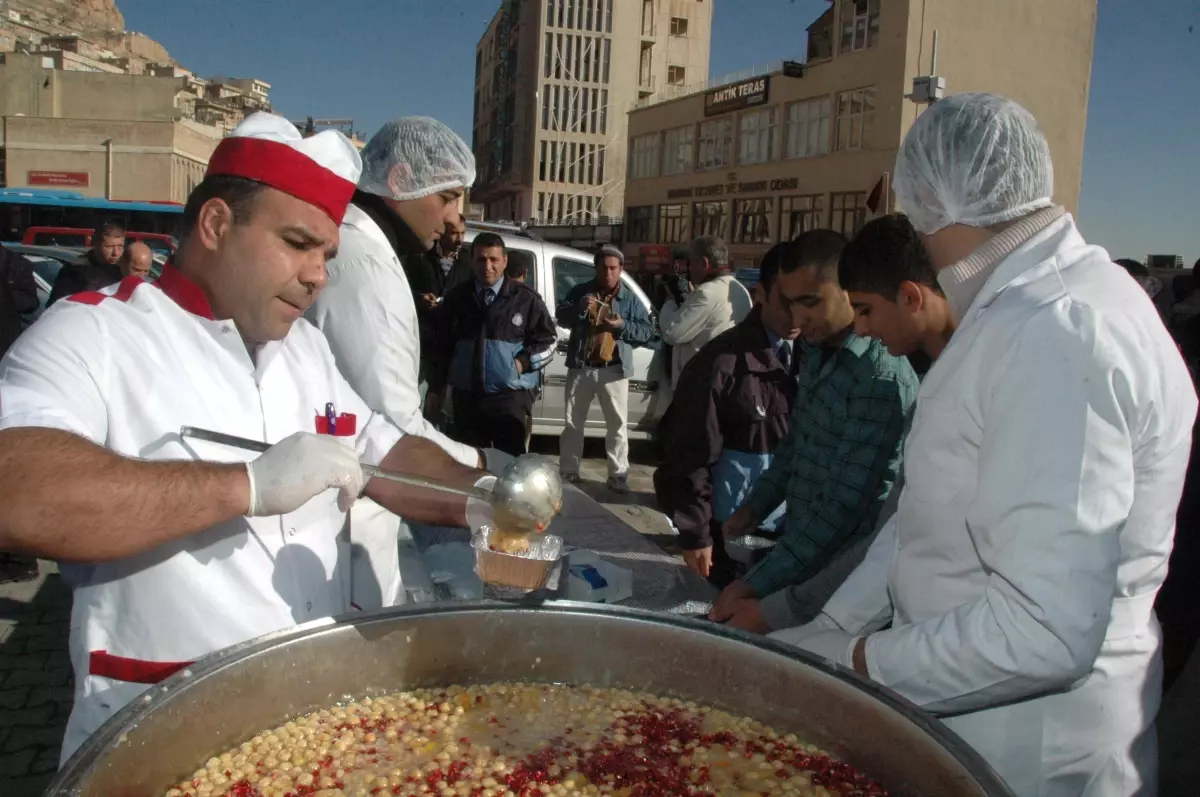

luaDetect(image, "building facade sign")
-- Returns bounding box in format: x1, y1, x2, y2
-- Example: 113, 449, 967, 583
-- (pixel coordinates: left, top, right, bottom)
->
28, 170, 90, 187
666, 176, 799, 200
704, 76, 770, 117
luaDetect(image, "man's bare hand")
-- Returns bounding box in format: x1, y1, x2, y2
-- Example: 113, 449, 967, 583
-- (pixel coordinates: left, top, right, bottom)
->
420, 293, 439, 311
721, 506, 759, 540
724, 598, 769, 634
709, 580, 757, 622
598, 314, 624, 333
682, 547, 713, 577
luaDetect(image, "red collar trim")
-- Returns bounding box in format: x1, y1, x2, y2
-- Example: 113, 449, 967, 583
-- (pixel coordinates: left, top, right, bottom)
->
206, 137, 356, 225
156, 264, 216, 320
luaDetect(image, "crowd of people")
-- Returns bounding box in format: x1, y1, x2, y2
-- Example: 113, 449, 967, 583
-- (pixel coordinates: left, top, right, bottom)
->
0, 90, 1196, 797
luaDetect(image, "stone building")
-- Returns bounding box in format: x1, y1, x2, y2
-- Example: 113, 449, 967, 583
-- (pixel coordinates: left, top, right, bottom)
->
621, 0, 1097, 268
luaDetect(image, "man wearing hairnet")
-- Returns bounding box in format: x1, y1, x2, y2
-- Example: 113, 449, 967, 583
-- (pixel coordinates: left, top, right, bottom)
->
780, 93, 1196, 796
308, 117, 512, 610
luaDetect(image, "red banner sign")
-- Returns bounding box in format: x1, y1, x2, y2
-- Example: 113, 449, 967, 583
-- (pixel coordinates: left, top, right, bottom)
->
28, 171, 90, 188
639, 245, 672, 273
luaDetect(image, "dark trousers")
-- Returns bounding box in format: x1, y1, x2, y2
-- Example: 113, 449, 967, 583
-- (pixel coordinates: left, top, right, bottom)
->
452, 389, 533, 456
705, 520, 738, 590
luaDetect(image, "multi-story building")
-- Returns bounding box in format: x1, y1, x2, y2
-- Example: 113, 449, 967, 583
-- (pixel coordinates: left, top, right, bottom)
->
622, 0, 1097, 269
472, 0, 713, 224
0, 53, 272, 202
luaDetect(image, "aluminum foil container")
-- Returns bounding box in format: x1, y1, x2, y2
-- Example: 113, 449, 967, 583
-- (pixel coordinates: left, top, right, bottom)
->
472, 526, 564, 590
727, 534, 777, 565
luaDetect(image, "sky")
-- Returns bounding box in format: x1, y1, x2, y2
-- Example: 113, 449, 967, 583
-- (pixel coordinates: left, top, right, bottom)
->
116, 0, 1200, 263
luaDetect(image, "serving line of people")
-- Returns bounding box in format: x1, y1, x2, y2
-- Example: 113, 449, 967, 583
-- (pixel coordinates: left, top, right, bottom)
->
0, 112, 512, 763
662, 93, 1194, 797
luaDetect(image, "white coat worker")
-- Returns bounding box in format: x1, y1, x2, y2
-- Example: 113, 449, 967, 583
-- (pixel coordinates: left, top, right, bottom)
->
308, 118, 510, 611
658, 235, 753, 390
779, 93, 1197, 796
0, 112, 496, 763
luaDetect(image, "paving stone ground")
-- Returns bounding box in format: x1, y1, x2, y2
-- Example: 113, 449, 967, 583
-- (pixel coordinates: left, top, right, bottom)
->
0, 561, 72, 797
0, 442, 678, 796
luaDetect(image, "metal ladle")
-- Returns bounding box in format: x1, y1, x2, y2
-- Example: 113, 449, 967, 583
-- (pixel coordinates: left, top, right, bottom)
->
179, 426, 564, 535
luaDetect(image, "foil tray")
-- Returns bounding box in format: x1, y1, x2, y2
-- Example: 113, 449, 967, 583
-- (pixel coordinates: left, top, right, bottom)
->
472, 526, 565, 594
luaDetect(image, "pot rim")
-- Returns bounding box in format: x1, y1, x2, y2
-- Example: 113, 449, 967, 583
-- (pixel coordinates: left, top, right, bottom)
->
49, 600, 1015, 796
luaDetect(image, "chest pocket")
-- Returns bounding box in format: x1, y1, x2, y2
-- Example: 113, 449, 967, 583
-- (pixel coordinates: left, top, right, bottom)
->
725, 369, 790, 431
903, 396, 975, 506
487, 296, 527, 342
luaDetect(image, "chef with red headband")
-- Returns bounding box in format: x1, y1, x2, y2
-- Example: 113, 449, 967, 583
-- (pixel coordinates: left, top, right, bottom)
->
0, 113, 495, 763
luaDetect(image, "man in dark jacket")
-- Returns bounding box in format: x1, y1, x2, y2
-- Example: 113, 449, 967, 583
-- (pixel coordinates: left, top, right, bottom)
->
0, 247, 39, 583
432, 232, 557, 455
0, 246, 39, 357
402, 215, 474, 392
654, 241, 801, 586
47, 219, 126, 306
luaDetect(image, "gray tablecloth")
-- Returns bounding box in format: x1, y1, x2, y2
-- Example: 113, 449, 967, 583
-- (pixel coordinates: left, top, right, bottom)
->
408, 486, 718, 615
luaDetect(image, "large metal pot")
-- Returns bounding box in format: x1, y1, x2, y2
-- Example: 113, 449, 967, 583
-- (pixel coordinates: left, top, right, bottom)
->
48, 602, 1013, 796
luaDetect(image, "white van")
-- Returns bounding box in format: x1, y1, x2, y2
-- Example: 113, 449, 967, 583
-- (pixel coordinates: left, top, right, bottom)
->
462, 224, 663, 440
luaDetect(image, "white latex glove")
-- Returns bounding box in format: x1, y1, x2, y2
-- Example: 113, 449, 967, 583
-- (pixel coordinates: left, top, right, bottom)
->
769, 612, 858, 668
466, 475, 496, 530
481, 448, 516, 476
245, 432, 364, 517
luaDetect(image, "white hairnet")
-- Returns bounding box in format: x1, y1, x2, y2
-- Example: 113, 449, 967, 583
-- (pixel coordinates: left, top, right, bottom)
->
358, 116, 476, 201
894, 93, 1055, 235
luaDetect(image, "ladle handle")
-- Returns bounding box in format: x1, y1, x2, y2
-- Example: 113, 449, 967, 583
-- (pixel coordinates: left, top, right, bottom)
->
180, 426, 489, 501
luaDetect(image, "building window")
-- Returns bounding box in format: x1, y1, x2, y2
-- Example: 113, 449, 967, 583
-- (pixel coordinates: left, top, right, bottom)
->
696, 117, 733, 171
780, 195, 826, 240
737, 108, 776, 166
670, 17, 689, 36
661, 124, 695, 175
692, 201, 727, 239
831, 192, 868, 236
667, 65, 686, 85
658, 204, 688, 243
835, 87, 875, 151
629, 133, 660, 179
784, 96, 831, 159
626, 205, 655, 242
840, 0, 880, 53
539, 141, 548, 181
732, 198, 774, 244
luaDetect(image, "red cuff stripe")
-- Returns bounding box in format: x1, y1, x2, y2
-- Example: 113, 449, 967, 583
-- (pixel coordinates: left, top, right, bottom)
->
88, 650, 194, 685
206, 137, 356, 225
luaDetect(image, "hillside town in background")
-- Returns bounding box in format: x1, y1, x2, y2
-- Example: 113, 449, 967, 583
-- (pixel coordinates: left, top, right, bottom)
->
0, 0, 363, 207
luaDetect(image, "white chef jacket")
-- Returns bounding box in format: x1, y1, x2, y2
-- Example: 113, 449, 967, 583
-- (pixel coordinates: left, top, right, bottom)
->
659, 274, 752, 389
308, 204, 479, 611
0, 266, 403, 764
811, 216, 1197, 796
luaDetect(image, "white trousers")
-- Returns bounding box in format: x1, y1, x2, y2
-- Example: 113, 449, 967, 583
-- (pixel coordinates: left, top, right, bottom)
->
560, 366, 629, 478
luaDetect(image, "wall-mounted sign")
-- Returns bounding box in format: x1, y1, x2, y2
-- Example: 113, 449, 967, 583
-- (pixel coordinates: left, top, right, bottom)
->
665, 177, 799, 200
28, 170, 89, 187
704, 76, 770, 117
639, 244, 672, 273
